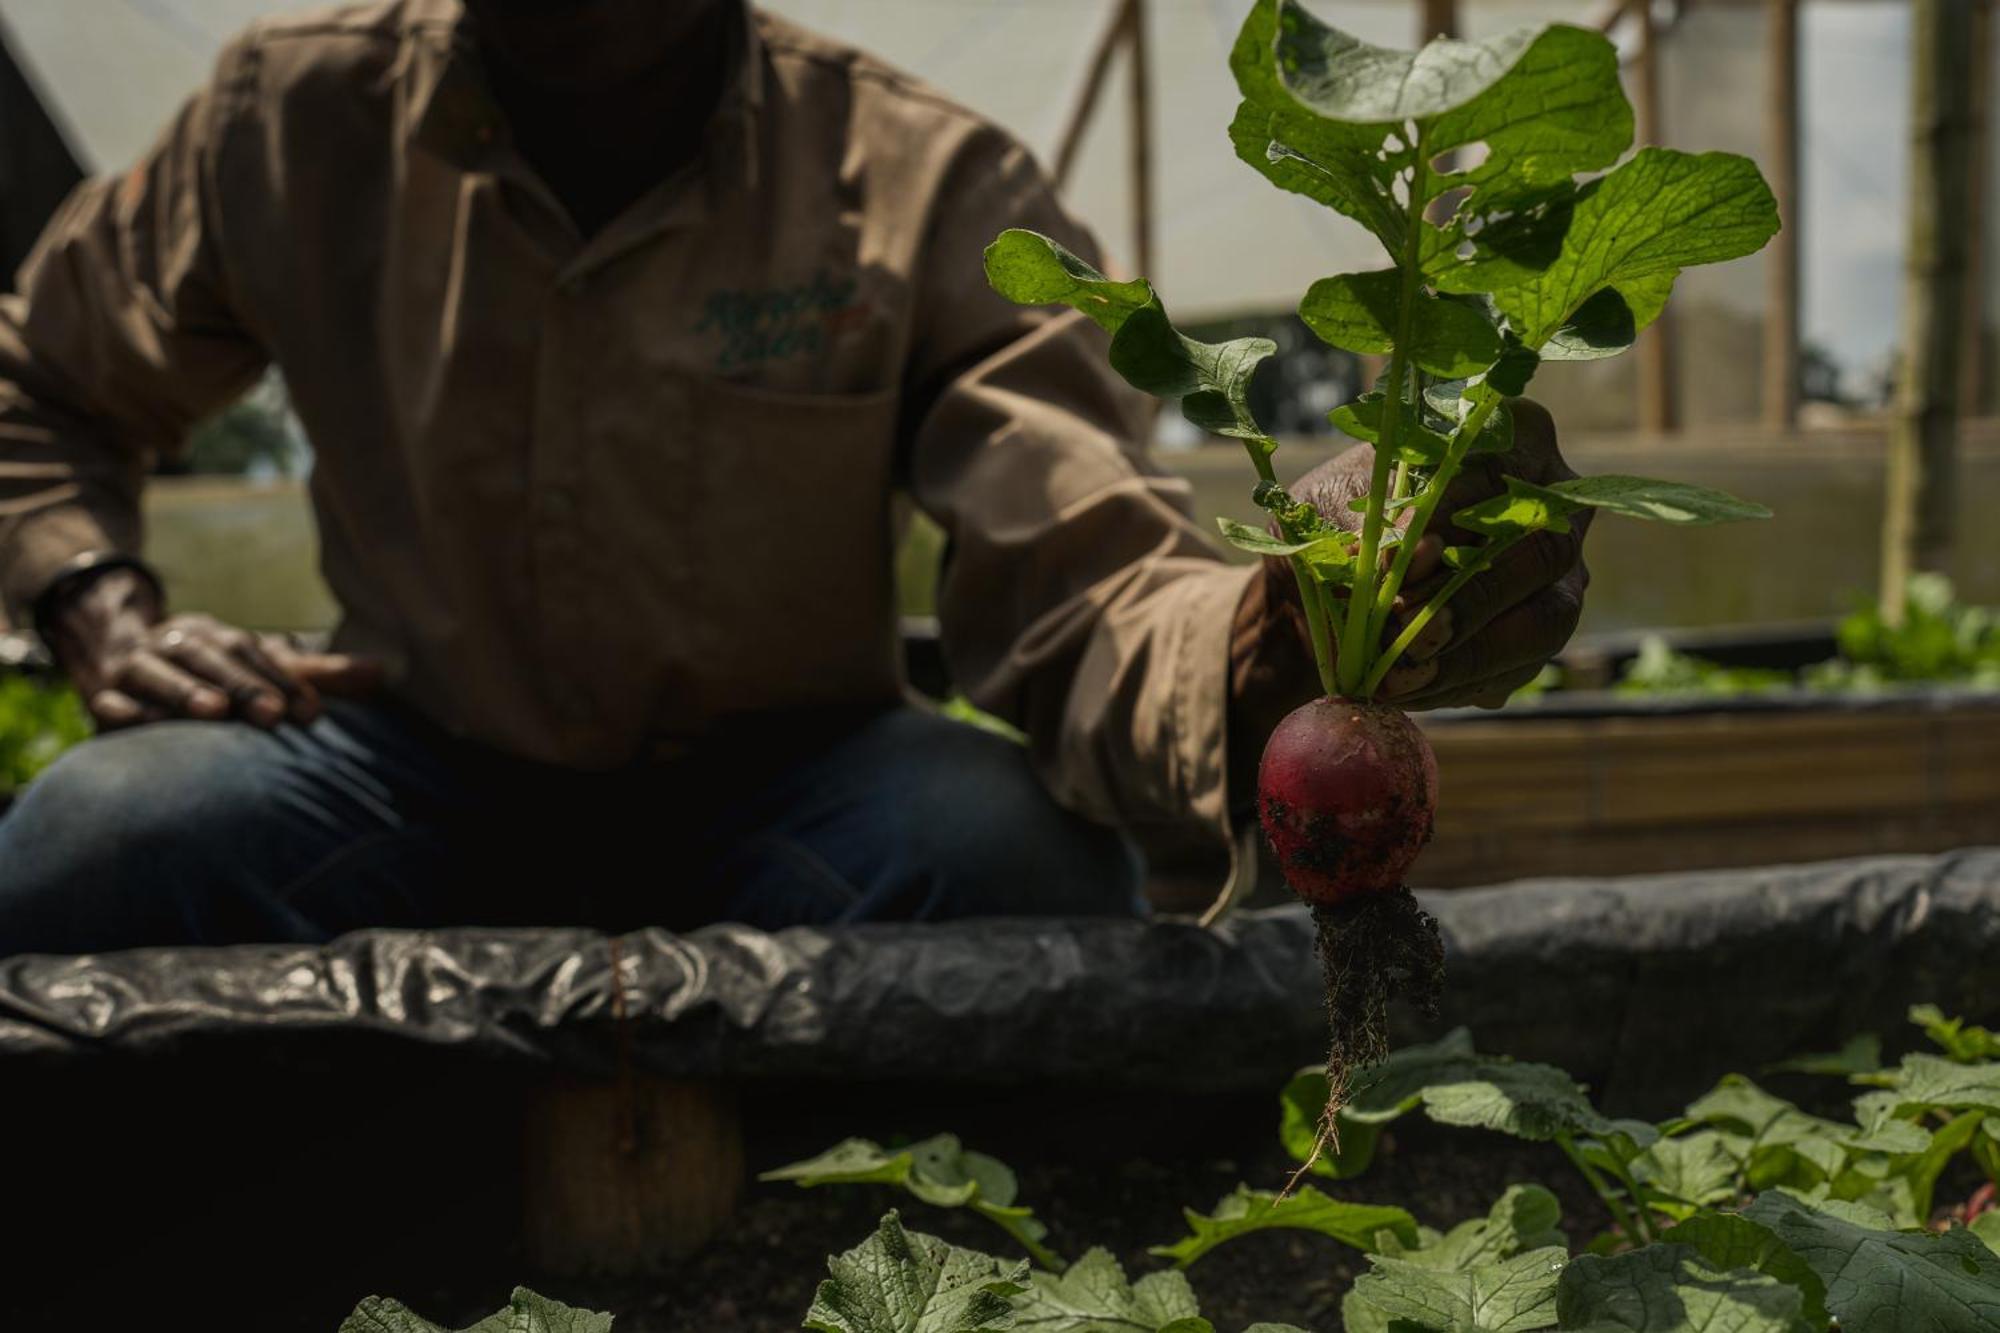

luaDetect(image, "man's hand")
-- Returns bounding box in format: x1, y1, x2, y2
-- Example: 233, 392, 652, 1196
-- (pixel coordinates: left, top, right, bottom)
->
1241, 399, 1588, 712
44, 567, 383, 730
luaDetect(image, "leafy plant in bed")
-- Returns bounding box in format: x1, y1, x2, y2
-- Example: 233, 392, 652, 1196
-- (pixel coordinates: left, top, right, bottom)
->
1615, 574, 2000, 699
983, 0, 1776, 1146
345, 1005, 2000, 1331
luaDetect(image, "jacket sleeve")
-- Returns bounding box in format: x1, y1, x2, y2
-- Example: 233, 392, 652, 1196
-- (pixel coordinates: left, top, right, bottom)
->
899, 124, 1258, 870
0, 42, 268, 625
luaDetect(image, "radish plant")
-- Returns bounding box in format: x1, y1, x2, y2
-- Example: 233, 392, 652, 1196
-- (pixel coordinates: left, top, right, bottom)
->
984, 0, 1776, 1140
340, 1008, 2000, 1332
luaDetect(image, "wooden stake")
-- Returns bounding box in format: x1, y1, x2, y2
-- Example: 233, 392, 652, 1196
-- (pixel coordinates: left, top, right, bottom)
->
1128, 0, 1155, 279
1053, 0, 1131, 191
521, 1076, 744, 1273
1419, 0, 1459, 43
1962, 0, 1992, 415
1634, 0, 1678, 432
1883, 0, 1977, 621
1763, 0, 1801, 432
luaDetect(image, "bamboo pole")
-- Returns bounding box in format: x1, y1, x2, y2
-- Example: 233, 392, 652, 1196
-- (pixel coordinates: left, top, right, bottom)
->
1053, 0, 1130, 190
1762, 0, 1801, 431
1961, 0, 1992, 415
1634, 0, 1679, 432
1882, 0, 1977, 621
1128, 0, 1155, 279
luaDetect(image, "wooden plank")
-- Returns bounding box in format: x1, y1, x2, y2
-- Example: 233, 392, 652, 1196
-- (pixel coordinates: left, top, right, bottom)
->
1418, 806, 2000, 887
1938, 708, 2000, 802
1415, 702, 2000, 887
1586, 713, 1931, 825
1427, 726, 1597, 832
521, 1076, 743, 1273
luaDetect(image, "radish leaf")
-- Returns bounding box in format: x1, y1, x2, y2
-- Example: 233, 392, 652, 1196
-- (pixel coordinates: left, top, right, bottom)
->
1627, 1132, 1741, 1217
1766, 1032, 1885, 1078
1214, 517, 1345, 559
1150, 1185, 1420, 1267
1862, 1052, 2000, 1118
1349, 1246, 1566, 1333
1014, 1247, 1204, 1332
1540, 289, 1639, 362
1742, 1191, 2000, 1333
1911, 1004, 2000, 1063
804, 1212, 1027, 1333
1555, 1245, 1805, 1333
763, 1136, 1060, 1269
339, 1288, 612, 1333
991, 0, 1774, 704
1437, 149, 1780, 350
1342, 1188, 1566, 1333
1658, 1212, 1830, 1328
1547, 477, 1774, 525
982, 230, 1273, 446
1299, 271, 1502, 377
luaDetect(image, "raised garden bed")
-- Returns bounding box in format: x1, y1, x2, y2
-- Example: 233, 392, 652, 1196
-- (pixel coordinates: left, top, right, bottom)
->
1415, 685, 2000, 887
4, 851, 1996, 1327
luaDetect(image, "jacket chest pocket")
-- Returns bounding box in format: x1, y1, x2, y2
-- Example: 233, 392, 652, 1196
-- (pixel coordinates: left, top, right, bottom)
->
686, 376, 904, 714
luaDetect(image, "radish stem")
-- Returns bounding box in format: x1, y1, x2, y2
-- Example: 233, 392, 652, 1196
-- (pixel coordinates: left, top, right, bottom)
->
1367, 390, 1504, 650
1338, 145, 1431, 698
1359, 534, 1522, 697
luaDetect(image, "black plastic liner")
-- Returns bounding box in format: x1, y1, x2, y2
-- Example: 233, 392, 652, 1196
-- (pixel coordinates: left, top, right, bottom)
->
5, 849, 1996, 1112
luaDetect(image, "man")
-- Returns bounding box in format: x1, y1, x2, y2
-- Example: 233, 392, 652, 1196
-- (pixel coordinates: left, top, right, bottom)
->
0, 0, 1586, 954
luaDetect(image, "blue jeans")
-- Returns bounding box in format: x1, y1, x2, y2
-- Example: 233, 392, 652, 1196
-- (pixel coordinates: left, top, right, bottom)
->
0, 701, 1143, 956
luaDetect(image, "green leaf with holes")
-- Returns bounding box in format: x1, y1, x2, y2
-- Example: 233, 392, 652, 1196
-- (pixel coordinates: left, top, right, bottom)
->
1436, 148, 1779, 350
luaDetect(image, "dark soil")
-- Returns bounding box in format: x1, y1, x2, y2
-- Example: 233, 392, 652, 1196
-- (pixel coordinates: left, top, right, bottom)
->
392, 1087, 1612, 1333
8, 1063, 1609, 1332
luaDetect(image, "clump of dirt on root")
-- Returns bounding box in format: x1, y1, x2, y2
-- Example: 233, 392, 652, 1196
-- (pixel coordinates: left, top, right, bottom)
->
1291, 886, 1445, 1184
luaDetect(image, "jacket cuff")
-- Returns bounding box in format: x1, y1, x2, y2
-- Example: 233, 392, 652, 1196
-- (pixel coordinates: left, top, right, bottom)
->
28, 550, 164, 643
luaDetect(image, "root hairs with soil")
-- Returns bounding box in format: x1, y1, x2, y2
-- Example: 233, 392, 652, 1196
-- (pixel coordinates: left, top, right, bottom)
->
1280, 886, 1445, 1198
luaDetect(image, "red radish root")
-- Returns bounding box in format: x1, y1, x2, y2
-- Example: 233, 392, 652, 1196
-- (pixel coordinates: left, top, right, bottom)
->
1257, 698, 1437, 903
1259, 698, 1446, 1188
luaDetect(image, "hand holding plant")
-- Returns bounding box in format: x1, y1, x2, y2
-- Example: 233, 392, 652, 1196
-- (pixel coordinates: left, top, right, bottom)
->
986, 0, 1778, 1150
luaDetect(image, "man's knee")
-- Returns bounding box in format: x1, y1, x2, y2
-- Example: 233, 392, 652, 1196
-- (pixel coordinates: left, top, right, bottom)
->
8, 721, 279, 856
0, 721, 301, 953
872, 715, 1143, 918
